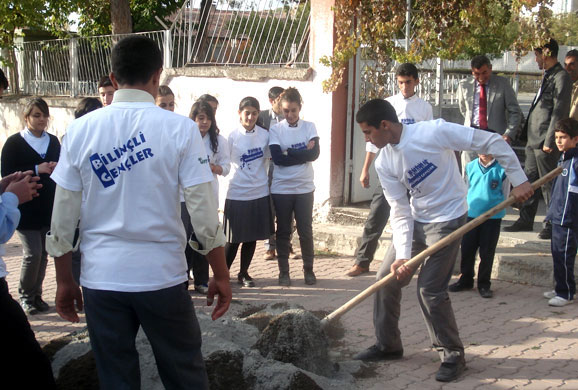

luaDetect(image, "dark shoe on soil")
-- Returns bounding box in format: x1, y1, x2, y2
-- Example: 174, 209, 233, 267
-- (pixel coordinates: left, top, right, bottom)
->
449, 281, 473, 292
503, 220, 533, 232
238, 273, 256, 287
21, 300, 38, 315
278, 272, 291, 286
353, 345, 403, 362
346, 264, 370, 277
538, 225, 552, 240
33, 296, 50, 312
436, 360, 466, 382
303, 268, 317, 285
478, 287, 493, 298
194, 283, 209, 295
264, 249, 276, 260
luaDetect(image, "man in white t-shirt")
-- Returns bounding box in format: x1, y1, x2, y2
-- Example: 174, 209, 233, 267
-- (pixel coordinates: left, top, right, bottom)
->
353, 99, 533, 382
347, 63, 433, 277
46, 36, 231, 389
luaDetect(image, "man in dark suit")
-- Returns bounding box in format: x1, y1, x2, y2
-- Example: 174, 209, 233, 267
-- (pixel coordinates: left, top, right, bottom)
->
504, 39, 572, 239
258, 86, 285, 131
457, 55, 522, 166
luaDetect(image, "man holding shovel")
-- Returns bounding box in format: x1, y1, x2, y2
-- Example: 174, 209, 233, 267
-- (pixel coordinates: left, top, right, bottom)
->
353, 99, 533, 382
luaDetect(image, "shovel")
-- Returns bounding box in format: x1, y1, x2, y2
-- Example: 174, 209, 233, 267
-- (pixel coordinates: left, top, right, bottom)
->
321, 166, 563, 328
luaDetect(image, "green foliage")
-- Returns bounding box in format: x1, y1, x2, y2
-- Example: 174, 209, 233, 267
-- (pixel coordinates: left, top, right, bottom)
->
550, 12, 578, 46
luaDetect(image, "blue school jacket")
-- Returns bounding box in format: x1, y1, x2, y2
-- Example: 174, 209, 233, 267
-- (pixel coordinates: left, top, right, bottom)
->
546, 147, 578, 228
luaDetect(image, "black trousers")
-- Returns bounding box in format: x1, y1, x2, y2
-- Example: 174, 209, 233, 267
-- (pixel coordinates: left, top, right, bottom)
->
458, 218, 502, 289
180, 202, 209, 286
355, 184, 390, 268
0, 278, 56, 389
519, 146, 560, 226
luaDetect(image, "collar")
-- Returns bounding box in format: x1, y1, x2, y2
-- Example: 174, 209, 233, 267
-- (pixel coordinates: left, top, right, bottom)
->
111, 89, 155, 104
545, 62, 563, 78
288, 120, 299, 128
563, 147, 578, 161
478, 158, 496, 168
245, 126, 256, 134
23, 128, 47, 138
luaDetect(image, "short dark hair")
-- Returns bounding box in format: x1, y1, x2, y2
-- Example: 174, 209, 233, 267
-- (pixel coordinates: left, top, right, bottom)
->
395, 63, 419, 80
555, 118, 578, 138
471, 55, 492, 70
0, 68, 8, 90
74, 97, 103, 119
23, 97, 50, 119
111, 36, 162, 86
239, 96, 260, 111
280, 87, 302, 107
535, 39, 559, 58
268, 86, 285, 100
98, 75, 113, 89
197, 94, 219, 106
158, 85, 174, 97
566, 49, 578, 60
356, 99, 399, 127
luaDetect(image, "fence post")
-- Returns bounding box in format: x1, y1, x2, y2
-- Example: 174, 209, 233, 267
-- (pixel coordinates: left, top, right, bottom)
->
70, 38, 79, 97
164, 29, 172, 69
435, 57, 443, 118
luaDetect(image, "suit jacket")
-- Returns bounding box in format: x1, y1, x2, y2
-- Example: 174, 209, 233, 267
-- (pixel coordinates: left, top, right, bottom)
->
458, 73, 522, 140
570, 80, 578, 120
524, 62, 573, 149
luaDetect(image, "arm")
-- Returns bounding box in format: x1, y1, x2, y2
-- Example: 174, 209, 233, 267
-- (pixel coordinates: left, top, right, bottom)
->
213, 136, 231, 177
269, 144, 304, 166
183, 182, 231, 320
360, 151, 377, 188
544, 72, 573, 150
502, 80, 523, 142
0, 193, 20, 244
287, 137, 320, 162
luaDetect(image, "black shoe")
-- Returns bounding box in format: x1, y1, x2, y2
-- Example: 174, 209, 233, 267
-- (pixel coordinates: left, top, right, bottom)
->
353, 345, 403, 362
238, 273, 255, 287
478, 287, 493, 298
278, 272, 291, 286
435, 360, 466, 382
503, 220, 533, 232
538, 225, 552, 240
33, 296, 50, 312
20, 300, 38, 315
303, 268, 317, 285
449, 281, 473, 292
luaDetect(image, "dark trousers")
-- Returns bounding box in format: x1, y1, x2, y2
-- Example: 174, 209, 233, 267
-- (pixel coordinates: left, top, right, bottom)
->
0, 278, 56, 389
17, 227, 50, 302
83, 283, 208, 390
180, 202, 209, 286
272, 192, 314, 272
552, 224, 577, 300
355, 184, 391, 268
225, 241, 256, 275
519, 147, 560, 226
458, 218, 501, 289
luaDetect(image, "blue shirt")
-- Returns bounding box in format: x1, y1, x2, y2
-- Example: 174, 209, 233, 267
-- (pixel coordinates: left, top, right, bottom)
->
465, 158, 508, 219
0, 192, 21, 278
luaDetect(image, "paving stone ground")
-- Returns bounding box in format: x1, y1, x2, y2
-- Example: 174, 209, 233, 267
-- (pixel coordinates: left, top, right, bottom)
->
5, 232, 578, 389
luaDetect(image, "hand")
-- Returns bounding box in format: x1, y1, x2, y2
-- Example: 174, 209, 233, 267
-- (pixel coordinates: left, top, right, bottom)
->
510, 181, 534, 203
206, 275, 232, 320
38, 162, 56, 175
502, 135, 512, 145
307, 140, 315, 150
210, 164, 223, 175
0, 170, 35, 193
542, 145, 553, 154
390, 259, 413, 282
359, 170, 370, 188
55, 280, 84, 323
5, 174, 43, 204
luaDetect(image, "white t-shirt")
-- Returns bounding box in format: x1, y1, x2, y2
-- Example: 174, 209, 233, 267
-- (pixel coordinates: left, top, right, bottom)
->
375, 119, 527, 260
269, 119, 318, 194
366, 94, 433, 154
226, 125, 270, 201
202, 133, 230, 200
51, 89, 214, 292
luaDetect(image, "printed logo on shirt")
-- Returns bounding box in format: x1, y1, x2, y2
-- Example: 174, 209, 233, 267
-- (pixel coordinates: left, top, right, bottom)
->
291, 141, 307, 150
490, 179, 499, 190
89, 132, 155, 188
240, 147, 263, 169
401, 118, 415, 125
407, 159, 438, 189
198, 155, 210, 165
562, 168, 568, 177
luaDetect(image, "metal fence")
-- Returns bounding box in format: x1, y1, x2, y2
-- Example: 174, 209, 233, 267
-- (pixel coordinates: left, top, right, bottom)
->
170, 0, 310, 67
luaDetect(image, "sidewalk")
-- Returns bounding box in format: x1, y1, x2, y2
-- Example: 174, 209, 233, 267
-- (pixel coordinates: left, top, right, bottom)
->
5, 230, 578, 389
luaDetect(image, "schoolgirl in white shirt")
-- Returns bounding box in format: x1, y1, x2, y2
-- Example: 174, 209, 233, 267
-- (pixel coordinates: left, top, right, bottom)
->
225, 97, 274, 287
269, 87, 320, 286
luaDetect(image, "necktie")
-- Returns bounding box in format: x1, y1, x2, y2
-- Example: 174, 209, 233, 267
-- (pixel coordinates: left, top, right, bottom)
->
479, 83, 487, 129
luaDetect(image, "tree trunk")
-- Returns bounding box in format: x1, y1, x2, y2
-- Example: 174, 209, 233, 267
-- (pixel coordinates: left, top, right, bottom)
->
110, 0, 133, 35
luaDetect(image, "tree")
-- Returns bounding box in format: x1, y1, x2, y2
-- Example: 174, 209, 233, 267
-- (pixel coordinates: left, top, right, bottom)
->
550, 12, 578, 46
320, 0, 554, 92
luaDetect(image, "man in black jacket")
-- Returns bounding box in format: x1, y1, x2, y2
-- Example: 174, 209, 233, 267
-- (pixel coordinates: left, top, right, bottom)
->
504, 39, 572, 239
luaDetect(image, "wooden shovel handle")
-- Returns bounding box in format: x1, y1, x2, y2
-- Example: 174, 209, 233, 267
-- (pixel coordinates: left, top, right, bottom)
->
321, 166, 563, 327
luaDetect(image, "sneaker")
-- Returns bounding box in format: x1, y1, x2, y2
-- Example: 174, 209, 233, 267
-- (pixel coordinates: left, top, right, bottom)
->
238, 273, 256, 287
346, 264, 370, 277
353, 345, 403, 361
278, 272, 291, 286
33, 296, 50, 312
543, 290, 556, 299
538, 225, 552, 240
478, 287, 493, 299
448, 281, 473, 292
264, 249, 276, 260
548, 296, 573, 307
194, 283, 209, 295
303, 268, 317, 285
435, 360, 466, 382
20, 300, 38, 315
503, 220, 533, 232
